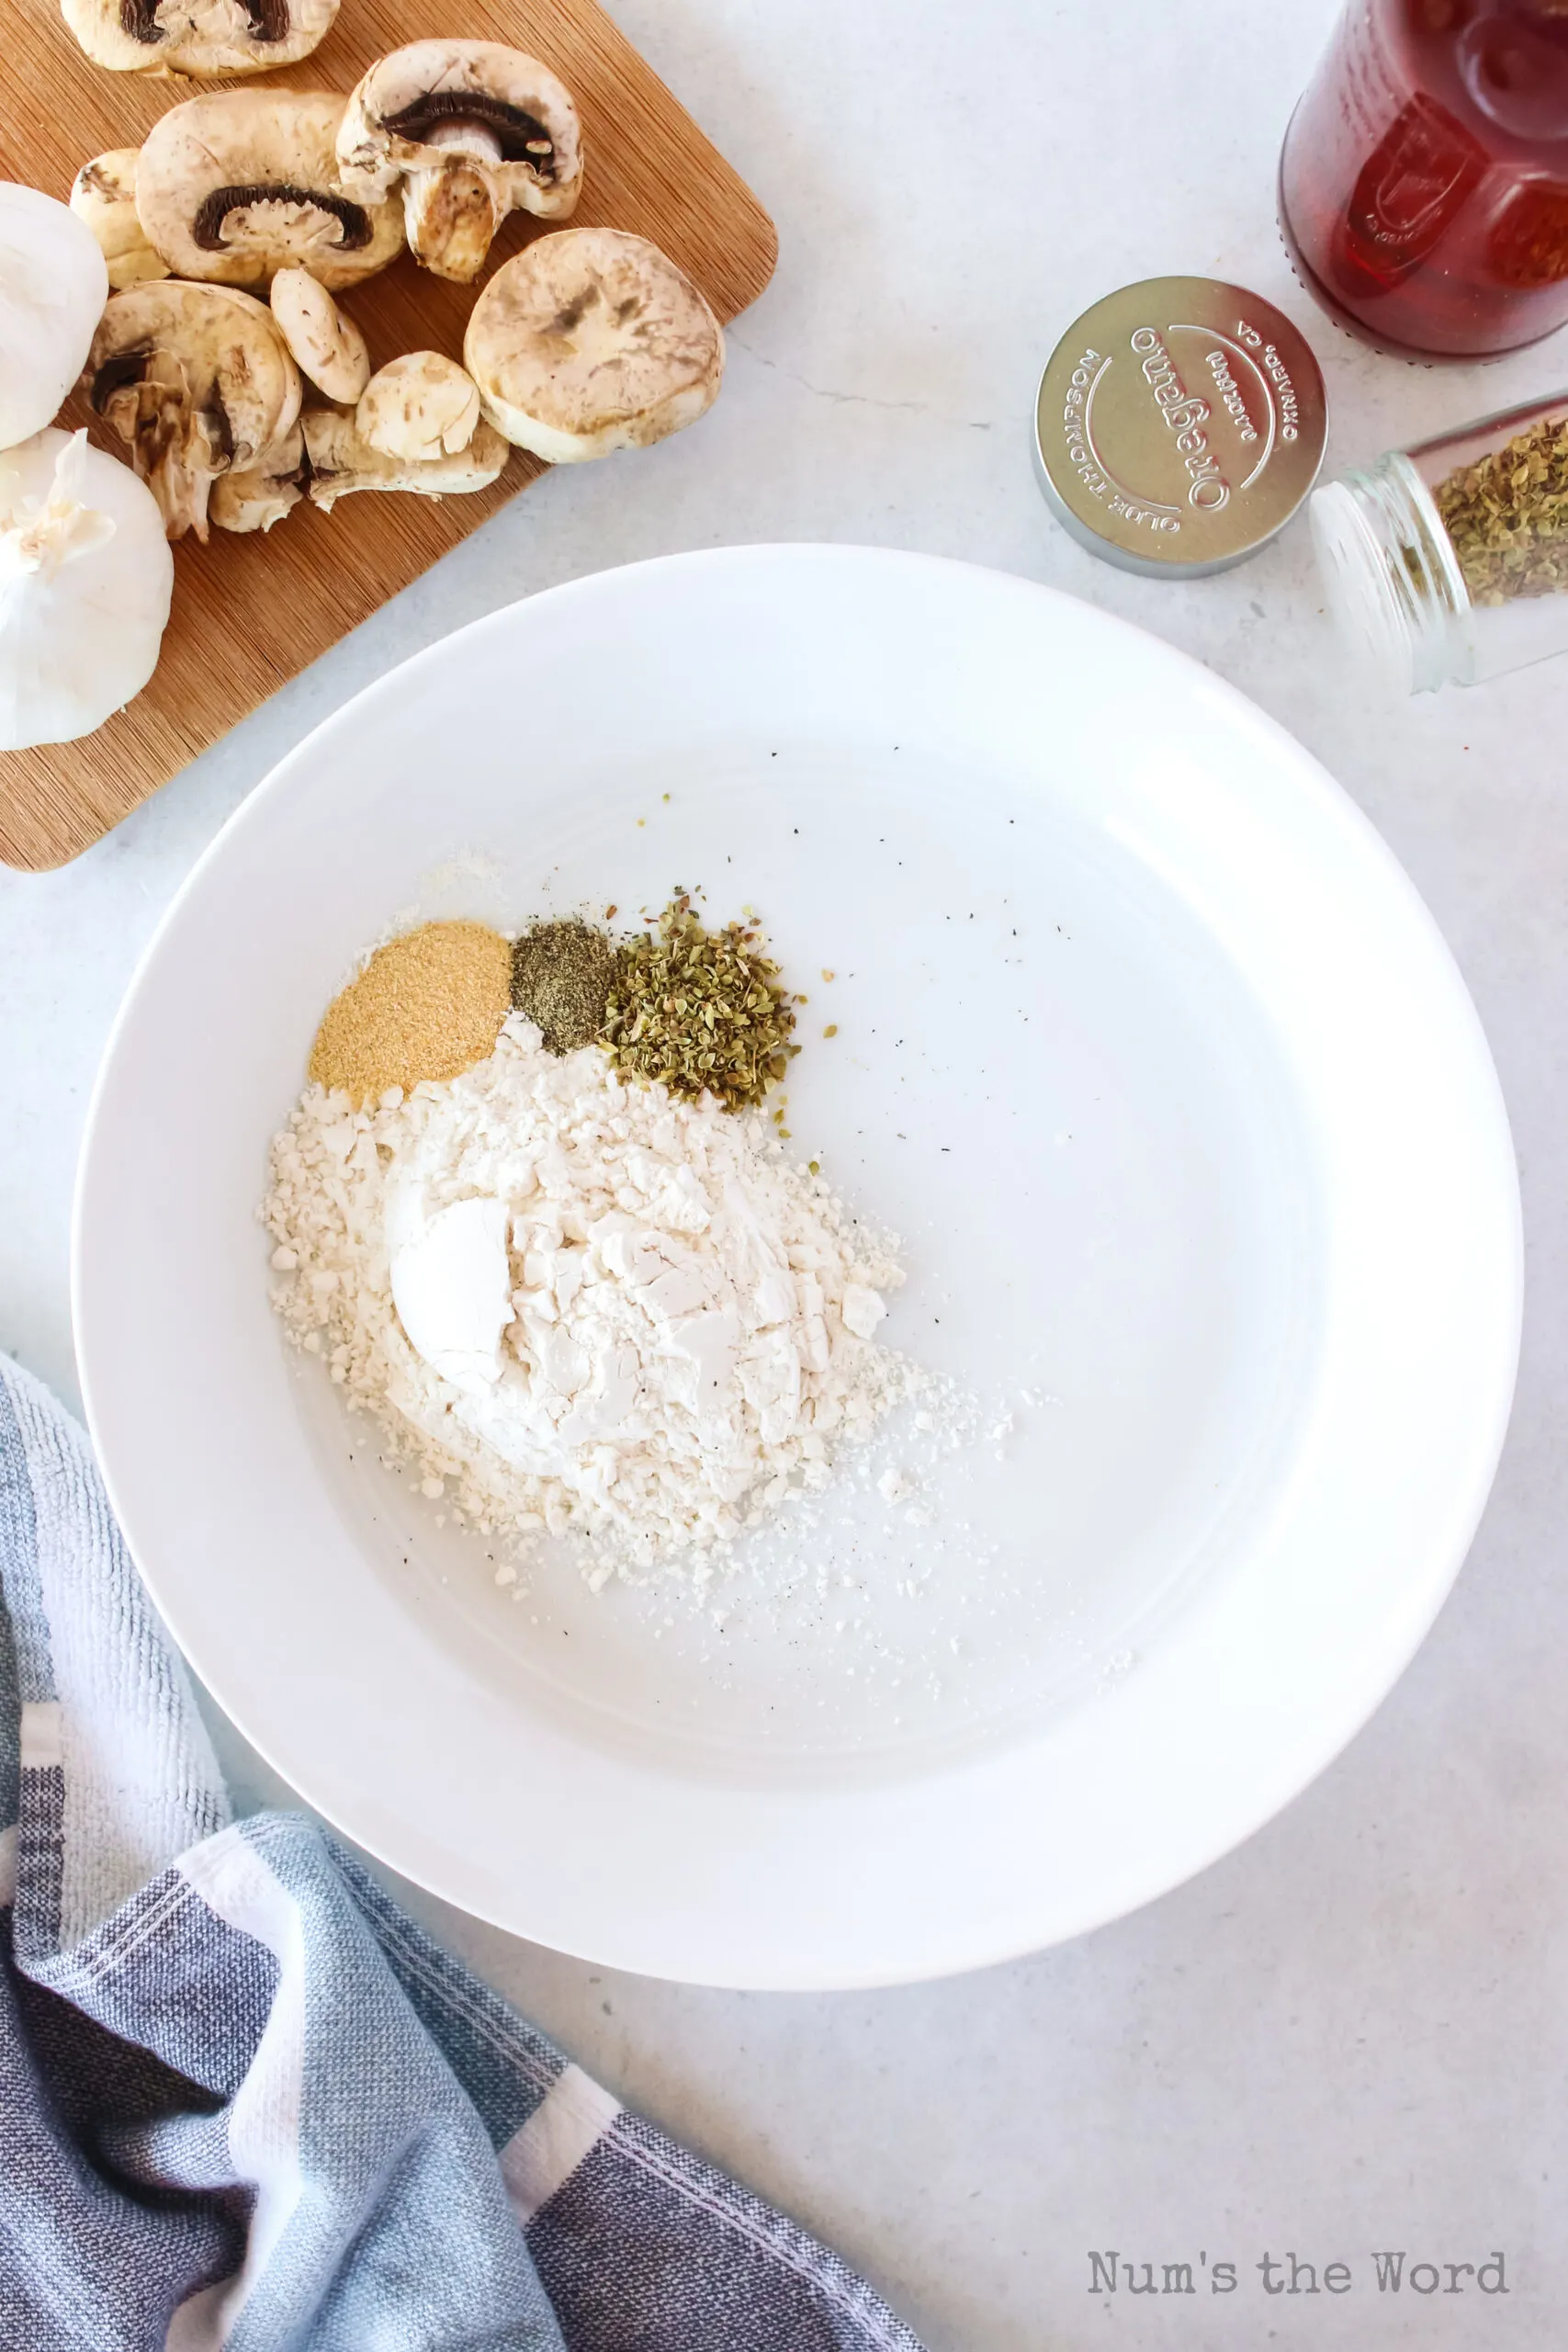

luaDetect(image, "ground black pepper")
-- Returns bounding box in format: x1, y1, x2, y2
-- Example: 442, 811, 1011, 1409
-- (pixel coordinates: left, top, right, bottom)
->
509, 919, 616, 1054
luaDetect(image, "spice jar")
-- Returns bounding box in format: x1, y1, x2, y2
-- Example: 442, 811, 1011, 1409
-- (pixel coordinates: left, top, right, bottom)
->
1311, 390, 1568, 689
1280, 2, 1568, 359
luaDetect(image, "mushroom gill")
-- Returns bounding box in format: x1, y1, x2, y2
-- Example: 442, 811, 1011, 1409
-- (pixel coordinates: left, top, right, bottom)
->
190, 183, 376, 257
380, 89, 562, 173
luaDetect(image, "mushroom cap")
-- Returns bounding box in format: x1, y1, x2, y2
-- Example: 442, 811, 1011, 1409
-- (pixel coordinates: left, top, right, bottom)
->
269, 266, 369, 403
356, 352, 479, 461
85, 278, 301, 539
71, 149, 171, 290
463, 228, 723, 463
137, 92, 406, 291
337, 40, 582, 220
60, 0, 338, 79
302, 407, 507, 508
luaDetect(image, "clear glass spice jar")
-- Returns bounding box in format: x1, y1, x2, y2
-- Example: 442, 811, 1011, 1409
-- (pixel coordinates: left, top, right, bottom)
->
1310, 389, 1568, 689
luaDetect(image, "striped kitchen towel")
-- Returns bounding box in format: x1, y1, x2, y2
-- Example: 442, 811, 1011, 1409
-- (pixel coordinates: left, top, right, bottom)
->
0, 1355, 923, 2352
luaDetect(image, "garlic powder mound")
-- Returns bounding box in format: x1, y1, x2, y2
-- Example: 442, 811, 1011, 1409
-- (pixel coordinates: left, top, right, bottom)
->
309, 921, 512, 1107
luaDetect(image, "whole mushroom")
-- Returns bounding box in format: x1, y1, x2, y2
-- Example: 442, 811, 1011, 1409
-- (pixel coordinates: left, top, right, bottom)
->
136, 93, 405, 292
61, 0, 337, 79
464, 228, 724, 462
70, 151, 169, 292
337, 41, 582, 283
85, 280, 302, 540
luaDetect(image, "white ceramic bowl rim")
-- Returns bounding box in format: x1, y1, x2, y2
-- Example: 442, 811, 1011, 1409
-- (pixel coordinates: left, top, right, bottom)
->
73, 546, 1522, 1987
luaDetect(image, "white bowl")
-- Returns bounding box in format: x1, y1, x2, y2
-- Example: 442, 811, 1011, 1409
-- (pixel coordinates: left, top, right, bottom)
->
73, 547, 1520, 1988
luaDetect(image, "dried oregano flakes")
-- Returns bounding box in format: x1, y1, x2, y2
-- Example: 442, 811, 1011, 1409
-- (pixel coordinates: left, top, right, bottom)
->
1435, 413, 1568, 606
602, 889, 801, 1111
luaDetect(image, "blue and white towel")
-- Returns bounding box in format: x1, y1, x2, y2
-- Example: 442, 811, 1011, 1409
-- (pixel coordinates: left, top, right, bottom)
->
0, 1357, 923, 2351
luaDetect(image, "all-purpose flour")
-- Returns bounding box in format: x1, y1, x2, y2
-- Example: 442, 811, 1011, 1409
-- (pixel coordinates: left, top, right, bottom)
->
263, 1017, 916, 1578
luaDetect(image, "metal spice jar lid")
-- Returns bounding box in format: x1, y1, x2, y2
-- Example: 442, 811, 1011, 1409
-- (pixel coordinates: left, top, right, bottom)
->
1033, 277, 1328, 578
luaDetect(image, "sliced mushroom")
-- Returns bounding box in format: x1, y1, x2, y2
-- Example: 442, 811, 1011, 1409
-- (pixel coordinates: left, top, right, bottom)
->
137, 93, 405, 292
302, 407, 507, 510
356, 353, 479, 461
209, 422, 305, 532
85, 280, 301, 541
337, 41, 582, 283
70, 150, 169, 291
270, 266, 370, 402
61, 0, 337, 78
464, 229, 724, 463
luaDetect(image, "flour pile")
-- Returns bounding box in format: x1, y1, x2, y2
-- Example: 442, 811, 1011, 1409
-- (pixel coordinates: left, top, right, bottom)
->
264, 1017, 914, 1577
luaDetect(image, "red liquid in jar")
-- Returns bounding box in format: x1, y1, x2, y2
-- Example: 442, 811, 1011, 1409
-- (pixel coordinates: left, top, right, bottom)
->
1280, 0, 1568, 356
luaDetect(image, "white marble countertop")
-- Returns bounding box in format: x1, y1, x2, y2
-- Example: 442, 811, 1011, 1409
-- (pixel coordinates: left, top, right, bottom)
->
6, 0, 1566, 2341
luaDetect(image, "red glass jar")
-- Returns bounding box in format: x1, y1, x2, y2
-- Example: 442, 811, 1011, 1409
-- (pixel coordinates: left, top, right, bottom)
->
1280, 1, 1568, 357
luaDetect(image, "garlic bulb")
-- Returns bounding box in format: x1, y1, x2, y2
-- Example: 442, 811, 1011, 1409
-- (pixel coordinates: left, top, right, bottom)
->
0, 185, 109, 451
0, 428, 173, 751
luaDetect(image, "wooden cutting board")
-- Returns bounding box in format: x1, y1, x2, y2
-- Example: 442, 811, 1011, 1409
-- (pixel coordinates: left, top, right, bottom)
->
0, 0, 776, 869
